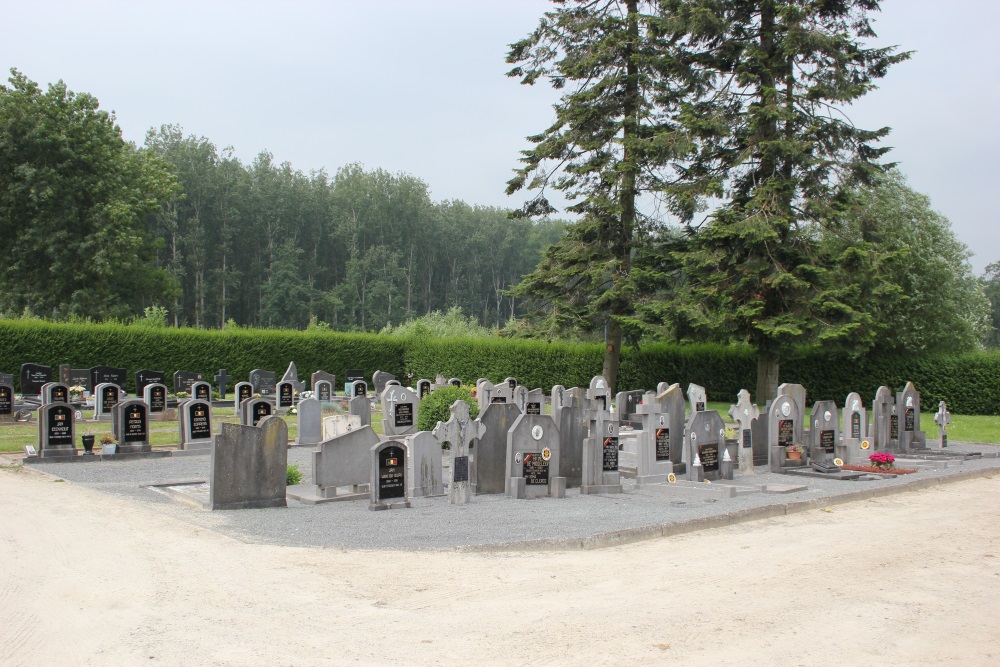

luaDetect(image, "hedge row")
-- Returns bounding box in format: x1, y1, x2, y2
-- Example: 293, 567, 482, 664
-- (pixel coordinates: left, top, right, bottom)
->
1, 320, 997, 414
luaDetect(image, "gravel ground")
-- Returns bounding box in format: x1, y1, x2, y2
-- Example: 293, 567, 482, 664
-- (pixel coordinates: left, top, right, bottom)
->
21, 442, 1000, 551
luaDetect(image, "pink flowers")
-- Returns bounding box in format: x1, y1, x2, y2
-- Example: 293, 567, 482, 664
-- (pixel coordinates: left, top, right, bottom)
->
869, 452, 896, 470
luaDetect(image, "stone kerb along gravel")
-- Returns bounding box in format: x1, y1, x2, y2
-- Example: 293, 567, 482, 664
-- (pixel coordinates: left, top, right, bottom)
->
17, 443, 999, 552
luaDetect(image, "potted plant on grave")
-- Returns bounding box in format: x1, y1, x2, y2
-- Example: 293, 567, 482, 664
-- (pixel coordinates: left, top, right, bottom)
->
869, 452, 895, 470
98, 434, 118, 455
69, 385, 85, 399
786, 443, 806, 461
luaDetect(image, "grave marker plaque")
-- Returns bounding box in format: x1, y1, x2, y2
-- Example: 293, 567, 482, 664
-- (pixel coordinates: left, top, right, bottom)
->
890, 414, 899, 439
742, 429, 752, 449
315, 380, 332, 402
851, 412, 861, 439
491, 396, 507, 404
453, 455, 469, 483
189, 402, 212, 440
602, 436, 619, 471
526, 401, 541, 415
523, 452, 549, 485
174, 371, 204, 395
122, 403, 148, 443
778, 419, 794, 447
394, 403, 413, 428
252, 400, 273, 427
44, 404, 74, 447
135, 370, 166, 393
378, 445, 406, 499
904, 408, 915, 432
698, 443, 719, 473
235, 382, 253, 405
277, 381, 294, 409
820, 429, 835, 452
192, 381, 212, 402
655, 428, 670, 461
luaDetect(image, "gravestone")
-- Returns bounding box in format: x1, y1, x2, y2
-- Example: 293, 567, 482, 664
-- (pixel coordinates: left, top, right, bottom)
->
504, 414, 565, 499
174, 370, 205, 395
777, 383, 807, 426
213, 368, 232, 399
276, 381, 295, 412
477, 380, 496, 412
750, 413, 769, 466
0, 372, 11, 388
934, 401, 951, 449
841, 392, 868, 463
525, 388, 545, 416
0, 383, 14, 423
112, 399, 151, 454
234, 382, 254, 407
37, 402, 76, 458
350, 380, 368, 398
311, 370, 336, 392
209, 416, 287, 510
59, 366, 92, 392
289, 426, 378, 502
474, 402, 522, 495
550, 385, 566, 428
90, 366, 127, 391
135, 370, 166, 394
581, 416, 622, 494
872, 386, 895, 452
489, 379, 513, 406
343, 369, 364, 395
241, 397, 274, 427
296, 398, 322, 446
381, 385, 417, 436
348, 395, 371, 427
686, 383, 707, 414
632, 391, 673, 485
93, 382, 121, 421
249, 369, 276, 396
896, 381, 925, 452
41, 382, 70, 404
405, 431, 445, 498
370, 441, 410, 510
809, 401, 839, 463
685, 410, 728, 481
416, 379, 432, 400
768, 395, 803, 472
179, 399, 214, 451
143, 382, 168, 415
191, 380, 212, 402
587, 376, 611, 415
654, 383, 687, 470
314, 379, 333, 403
281, 361, 305, 395
372, 370, 396, 396
448, 378, 462, 388
557, 402, 587, 488
615, 390, 645, 423
432, 400, 485, 504
511, 385, 527, 413
323, 414, 362, 439
20, 363, 52, 395
728, 389, 760, 474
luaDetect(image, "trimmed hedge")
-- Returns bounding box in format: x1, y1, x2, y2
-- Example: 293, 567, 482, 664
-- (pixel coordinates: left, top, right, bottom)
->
2, 320, 997, 414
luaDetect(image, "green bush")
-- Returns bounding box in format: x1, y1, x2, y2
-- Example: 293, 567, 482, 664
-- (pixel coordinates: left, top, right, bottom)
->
416, 385, 479, 435
286, 464, 302, 486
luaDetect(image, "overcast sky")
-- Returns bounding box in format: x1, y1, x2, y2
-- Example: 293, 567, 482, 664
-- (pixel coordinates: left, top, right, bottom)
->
3, 0, 997, 272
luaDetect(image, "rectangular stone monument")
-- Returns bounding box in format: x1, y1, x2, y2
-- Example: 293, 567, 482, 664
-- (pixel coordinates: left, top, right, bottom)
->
144, 383, 169, 415
135, 370, 166, 394
93, 382, 121, 421
41, 382, 70, 404
0, 383, 14, 423
381, 384, 417, 436
474, 402, 523, 495
59, 366, 92, 392
348, 395, 371, 427
504, 414, 565, 499
191, 380, 212, 402
768, 394, 804, 473
174, 370, 205, 396
241, 397, 274, 427
286, 426, 378, 503
296, 397, 322, 446
37, 402, 77, 458
581, 417, 622, 494
20, 363, 52, 395
808, 401, 839, 463
112, 399, 151, 454
685, 411, 728, 481
179, 399, 214, 451
841, 392, 869, 463
276, 380, 295, 412
249, 369, 276, 396
406, 431, 446, 498
370, 440, 410, 510
209, 416, 287, 510
90, 366, 127, 391
314, 379, 333, 403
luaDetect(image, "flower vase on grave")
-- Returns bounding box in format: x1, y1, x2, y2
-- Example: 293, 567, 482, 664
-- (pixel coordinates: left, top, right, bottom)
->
81, 434, 95, 455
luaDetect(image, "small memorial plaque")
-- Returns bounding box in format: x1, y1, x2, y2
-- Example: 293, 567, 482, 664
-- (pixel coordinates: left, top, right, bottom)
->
123, 405, 147, 443
695, 401, 705, 412
491, 396, 507, 404
353, 383, 367, 397
189, 403, 212, 439
46, 406, 73, 446
820, 429, 835, 452
778, 419, 794, 447
942, 434, 948, 448
526, 402, 541, 415
698, 443, 719, 473
655, 428, 670, 461
252, 401, 272, 426
148, 386, 166, 413
890, 414, 899, 439
394, 403, 413, 428
453, 455, 469, 483
603, 437, 619, 471
378, 446, 406, 499
523, 452, 549, 485
904, 408, 914, 432
742, 428, 752, 449
317, 383, 331, 402
851, 412, 861, 439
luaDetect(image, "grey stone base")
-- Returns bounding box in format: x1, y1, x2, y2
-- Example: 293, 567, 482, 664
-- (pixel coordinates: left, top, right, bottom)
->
211, 498, 287, 510
635, 473, 671, 486
40, 446, 79, 459
369, 499, 410, 511
784, 467, 865, 481
171, 447, 211, 458
643, 480, 736, 500
24, 449, 172, 464
286, 484, 369, 505
117, 444, 152, 455
580, 483, 623, 495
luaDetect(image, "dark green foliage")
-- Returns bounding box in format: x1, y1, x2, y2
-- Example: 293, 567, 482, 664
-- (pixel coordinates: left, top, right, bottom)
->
981, 262, 1000, 348
415, 385, 479, 434
286, 463, 302, 486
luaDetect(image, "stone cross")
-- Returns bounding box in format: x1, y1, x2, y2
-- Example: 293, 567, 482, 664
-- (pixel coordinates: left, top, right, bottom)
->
213, 368, 232, 399
934, 401, 951, 448
432, 400, 486, 505
728, 389, 759, 474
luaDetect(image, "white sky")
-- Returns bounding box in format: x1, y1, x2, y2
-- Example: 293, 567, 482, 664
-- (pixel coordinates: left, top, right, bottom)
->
3, 0, 997, 272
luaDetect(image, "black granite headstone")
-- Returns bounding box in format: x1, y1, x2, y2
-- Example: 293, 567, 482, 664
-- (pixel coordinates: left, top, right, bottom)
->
174, 371, 204, 395
20, 363, 52, 395
378, 445, 406, 499
602, 436, 619, 471
90, 366, 127, 391
135, 370, 166, 393
189, 402, 212, 440
523, 452, 549, 485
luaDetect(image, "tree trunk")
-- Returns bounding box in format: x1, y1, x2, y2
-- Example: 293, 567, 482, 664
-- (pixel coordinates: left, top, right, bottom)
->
755, 351, 779, 406
603, 318, 623, 395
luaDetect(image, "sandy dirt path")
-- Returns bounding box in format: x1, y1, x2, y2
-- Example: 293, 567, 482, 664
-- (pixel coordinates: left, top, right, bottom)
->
1, 466, 998, 666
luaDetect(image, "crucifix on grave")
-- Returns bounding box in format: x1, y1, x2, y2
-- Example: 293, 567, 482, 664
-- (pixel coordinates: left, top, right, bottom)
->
727, 389, 759, 475
934, 401, 951, 449
213, 368, 232, 399
432, 400, 486, 505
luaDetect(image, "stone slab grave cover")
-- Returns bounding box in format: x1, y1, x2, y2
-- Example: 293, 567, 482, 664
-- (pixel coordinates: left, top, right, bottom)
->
372, 370, 396, 397
37, 402, 77, 458
241, 397, 273, 427
581, 413, 622, 494
370, 440, 410, 510
58, 366, 92, 393
348, 395, 371, 427
276, 381, 295, 412
324, 414, 362, 439
432, 400, 484, 504
381, 384, 417, 436
809, 401, 839, 464
191, 380, 212, 402
841, 392, 868, 463
287, 425, 379, 503
144, 383, 169, 415
896, 381, 926, 452
934, 401, 951, 449
768, 394, 804, 473
296, 398, 322, 446
90, 366, 127, 392
728, 389, 760, 474
0, 382, 14, 422
93, 382, 121, 421
135, 370, 166, 394
313, 379, 334, 403
685, 410, 728, 481
416, 379, 432, 400
20, 363, 52, 395
505, 414, 565, 499
41, 382, 70, 404
111, 399, 151, 454
209, 416, 288, 510
179, 399, 214, 451
281, 361, 305, 395
404, 431, 445, 498
474, 402, 523, 495
871, 386, 895, 452
249, 369, 276, 396
234, 382, 254, 408
174, 370, 205, 396
632, 390, 676, 485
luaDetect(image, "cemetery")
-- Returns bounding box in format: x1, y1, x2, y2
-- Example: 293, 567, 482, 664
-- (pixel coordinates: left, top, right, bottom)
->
0, 356, 995, 549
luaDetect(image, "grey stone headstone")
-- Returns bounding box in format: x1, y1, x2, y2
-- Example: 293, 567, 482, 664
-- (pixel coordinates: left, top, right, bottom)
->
728, 389, 760, 474
476, 379, 495, 413
686, 383, 707, 414
209, 417, 288, 510
112, 399, 151, 454
432, 400, 484, 504
191, 380, 212, 402
311, 370, 336, 392
179, 399, 214, 451
525, 388, 545, 416
276, 381, 295, 410
349, 395, 371, 427
550, 385, 566, 426
558, 405, 588, 488
143, 383, 169, 415
505, 414, 564, 499
406, 431, 445, 498
872, 386, 895, 452
241, 397, 273, 427
615, 390, 645, 422
587, 376, 611, 415
777, 383, 807, 421
37, 402, 77, 458
809, 400, 839, 463
296, 398, 322, 446
370, 440, 410, 510
93, 382, 121, 421
381, 385, 418, 436
313, 380, 334, 403
249, 369, 276, 396
896, 381, 923, 452
233, 382, 254, 408
685, 411, 727, 481
750, 413, 769, 466
633, 391, 675, 485
654, 383, 686, 469
581, 416, 622, 494
41, 382, 70, 404
934, 401, 951, 449
768, 395, 803, 472
841, 392, 868, 463
372, 370, 396, 396
473, 402, 522, 495
311, 425, 380, 498
281, 361, 305, 394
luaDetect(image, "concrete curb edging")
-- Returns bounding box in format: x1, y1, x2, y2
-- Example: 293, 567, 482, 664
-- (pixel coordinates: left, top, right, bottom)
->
460, 466, 999, 553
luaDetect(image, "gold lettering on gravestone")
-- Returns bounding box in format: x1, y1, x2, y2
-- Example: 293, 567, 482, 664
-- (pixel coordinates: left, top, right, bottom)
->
523, 452, 549, 485
819, 429, 835, 452
777, 419, 794, 447
603, 437, 619, 471
851, 412, 861, 439
698, 443, 719, 473
904, 408, 914, 432
655, 428, 670, 460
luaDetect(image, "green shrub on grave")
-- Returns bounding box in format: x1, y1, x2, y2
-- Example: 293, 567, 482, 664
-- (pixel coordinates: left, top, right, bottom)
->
416, 385, 479, 435
286, 463, 302, 486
